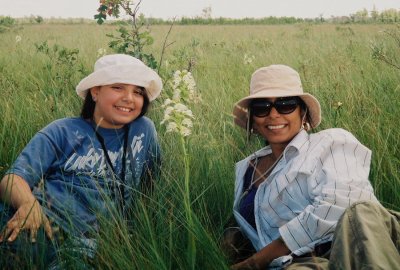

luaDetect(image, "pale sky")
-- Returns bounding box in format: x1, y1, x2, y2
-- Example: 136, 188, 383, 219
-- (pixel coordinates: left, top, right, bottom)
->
1, 0, 399, 19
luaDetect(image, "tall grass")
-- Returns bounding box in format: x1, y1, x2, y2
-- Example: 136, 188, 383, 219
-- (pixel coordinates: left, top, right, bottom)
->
0, 23, 399, 268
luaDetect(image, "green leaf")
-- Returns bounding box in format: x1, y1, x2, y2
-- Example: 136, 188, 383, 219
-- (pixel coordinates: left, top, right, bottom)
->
98, 5, 108, 12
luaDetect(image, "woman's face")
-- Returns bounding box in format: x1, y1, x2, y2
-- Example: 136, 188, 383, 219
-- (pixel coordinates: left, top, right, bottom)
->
90, 83, 144, 129
252, 97, 303, 150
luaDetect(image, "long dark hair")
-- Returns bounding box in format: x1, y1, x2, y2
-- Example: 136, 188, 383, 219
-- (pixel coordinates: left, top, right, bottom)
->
80, 87, 150, 120
297, 98, 313, 126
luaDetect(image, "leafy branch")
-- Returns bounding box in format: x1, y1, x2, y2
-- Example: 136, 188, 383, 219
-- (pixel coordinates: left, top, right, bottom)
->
94, 0, 160, 69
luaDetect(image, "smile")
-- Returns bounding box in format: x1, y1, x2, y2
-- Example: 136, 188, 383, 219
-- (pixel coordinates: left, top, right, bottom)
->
115, 106, 133, 112
267, 124, 286, 130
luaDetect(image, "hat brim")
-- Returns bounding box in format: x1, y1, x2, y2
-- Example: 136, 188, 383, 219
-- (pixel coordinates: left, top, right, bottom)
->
76, 64, 162, 101
233, 89, 321, 130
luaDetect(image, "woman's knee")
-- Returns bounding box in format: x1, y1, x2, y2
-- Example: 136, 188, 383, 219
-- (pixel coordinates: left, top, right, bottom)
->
341, 200, 398, 235
345, 200, 383, 218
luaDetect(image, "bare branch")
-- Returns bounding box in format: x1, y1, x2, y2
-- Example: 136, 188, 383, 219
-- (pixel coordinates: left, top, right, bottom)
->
158, 17, 176, 73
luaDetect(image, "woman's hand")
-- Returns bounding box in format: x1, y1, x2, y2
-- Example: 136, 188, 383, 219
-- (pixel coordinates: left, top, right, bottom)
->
231, 256, 259, 270
230, 237, 290, 270
0, 200, 52, 242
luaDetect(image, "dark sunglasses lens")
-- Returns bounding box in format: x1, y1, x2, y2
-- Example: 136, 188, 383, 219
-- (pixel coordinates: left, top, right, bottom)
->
275, 99, 299, 114
251, 102, 271, 117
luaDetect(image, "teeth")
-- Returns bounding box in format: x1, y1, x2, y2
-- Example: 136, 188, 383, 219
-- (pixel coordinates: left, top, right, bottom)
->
268, 125, 285, 130
116, 106, 132, 112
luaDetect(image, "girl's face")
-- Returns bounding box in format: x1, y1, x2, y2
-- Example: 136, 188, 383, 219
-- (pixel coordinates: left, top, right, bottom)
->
252, 97, 303, 151
90, 83, 144, 129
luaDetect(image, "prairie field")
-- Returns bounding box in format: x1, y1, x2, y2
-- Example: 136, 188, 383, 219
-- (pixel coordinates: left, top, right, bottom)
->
0, 23, 399, 268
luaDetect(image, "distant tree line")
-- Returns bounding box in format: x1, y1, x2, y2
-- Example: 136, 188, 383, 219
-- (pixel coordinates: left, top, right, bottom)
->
1, 7, 400, 26
331, 7, 400, 24
111, 16, 321, 26
119, 7, 400, 25
171, 16, 306, 25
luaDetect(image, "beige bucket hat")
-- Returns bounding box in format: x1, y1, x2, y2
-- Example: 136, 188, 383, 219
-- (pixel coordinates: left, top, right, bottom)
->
233, 64, 321, 129
76, 54, 162, 101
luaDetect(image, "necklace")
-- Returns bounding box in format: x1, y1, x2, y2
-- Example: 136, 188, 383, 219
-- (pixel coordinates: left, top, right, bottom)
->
240, 152, 283, 202
92, 123, 129, 213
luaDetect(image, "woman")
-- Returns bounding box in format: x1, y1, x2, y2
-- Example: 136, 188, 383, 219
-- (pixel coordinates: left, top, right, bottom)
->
0, 54, 162, 266
229, 65, 400, 269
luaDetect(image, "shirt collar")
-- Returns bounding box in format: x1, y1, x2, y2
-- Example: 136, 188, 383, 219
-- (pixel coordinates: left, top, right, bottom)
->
283, 129, 309, 161
247, 129, 309, 162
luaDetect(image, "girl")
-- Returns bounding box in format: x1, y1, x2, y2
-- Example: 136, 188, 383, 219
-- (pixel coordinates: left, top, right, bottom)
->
0, 54, 162, 265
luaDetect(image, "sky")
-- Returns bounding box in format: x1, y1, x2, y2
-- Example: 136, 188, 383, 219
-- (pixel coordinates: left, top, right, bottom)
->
0, 0, 399, 19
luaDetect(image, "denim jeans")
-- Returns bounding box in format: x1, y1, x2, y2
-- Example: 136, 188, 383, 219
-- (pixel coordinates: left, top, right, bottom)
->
0, 203, 60, 269
0, 203, 96, 269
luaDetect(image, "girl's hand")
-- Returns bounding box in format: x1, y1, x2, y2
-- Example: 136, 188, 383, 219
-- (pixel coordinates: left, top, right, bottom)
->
0, 200, 52, 243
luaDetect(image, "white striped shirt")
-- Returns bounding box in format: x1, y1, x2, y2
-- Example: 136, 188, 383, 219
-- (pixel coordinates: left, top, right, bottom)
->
233, 128, 378, 256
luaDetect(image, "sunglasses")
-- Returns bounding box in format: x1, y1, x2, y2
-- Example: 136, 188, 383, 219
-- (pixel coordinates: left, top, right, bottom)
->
250, 97, 301, 117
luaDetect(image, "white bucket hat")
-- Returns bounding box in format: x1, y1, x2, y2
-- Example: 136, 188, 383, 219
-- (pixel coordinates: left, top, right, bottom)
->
76, 54, 162, 101
233, 64, 321, 129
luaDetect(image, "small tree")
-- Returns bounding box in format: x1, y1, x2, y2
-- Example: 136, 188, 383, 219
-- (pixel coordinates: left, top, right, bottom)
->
370, 5, 379, 22
35, 16, 44, 24
0, 16, 16, 33
202, 6, 212, 19
94, 0, 157, 69
354, 8, 368, 23
380, 8, 400, 23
